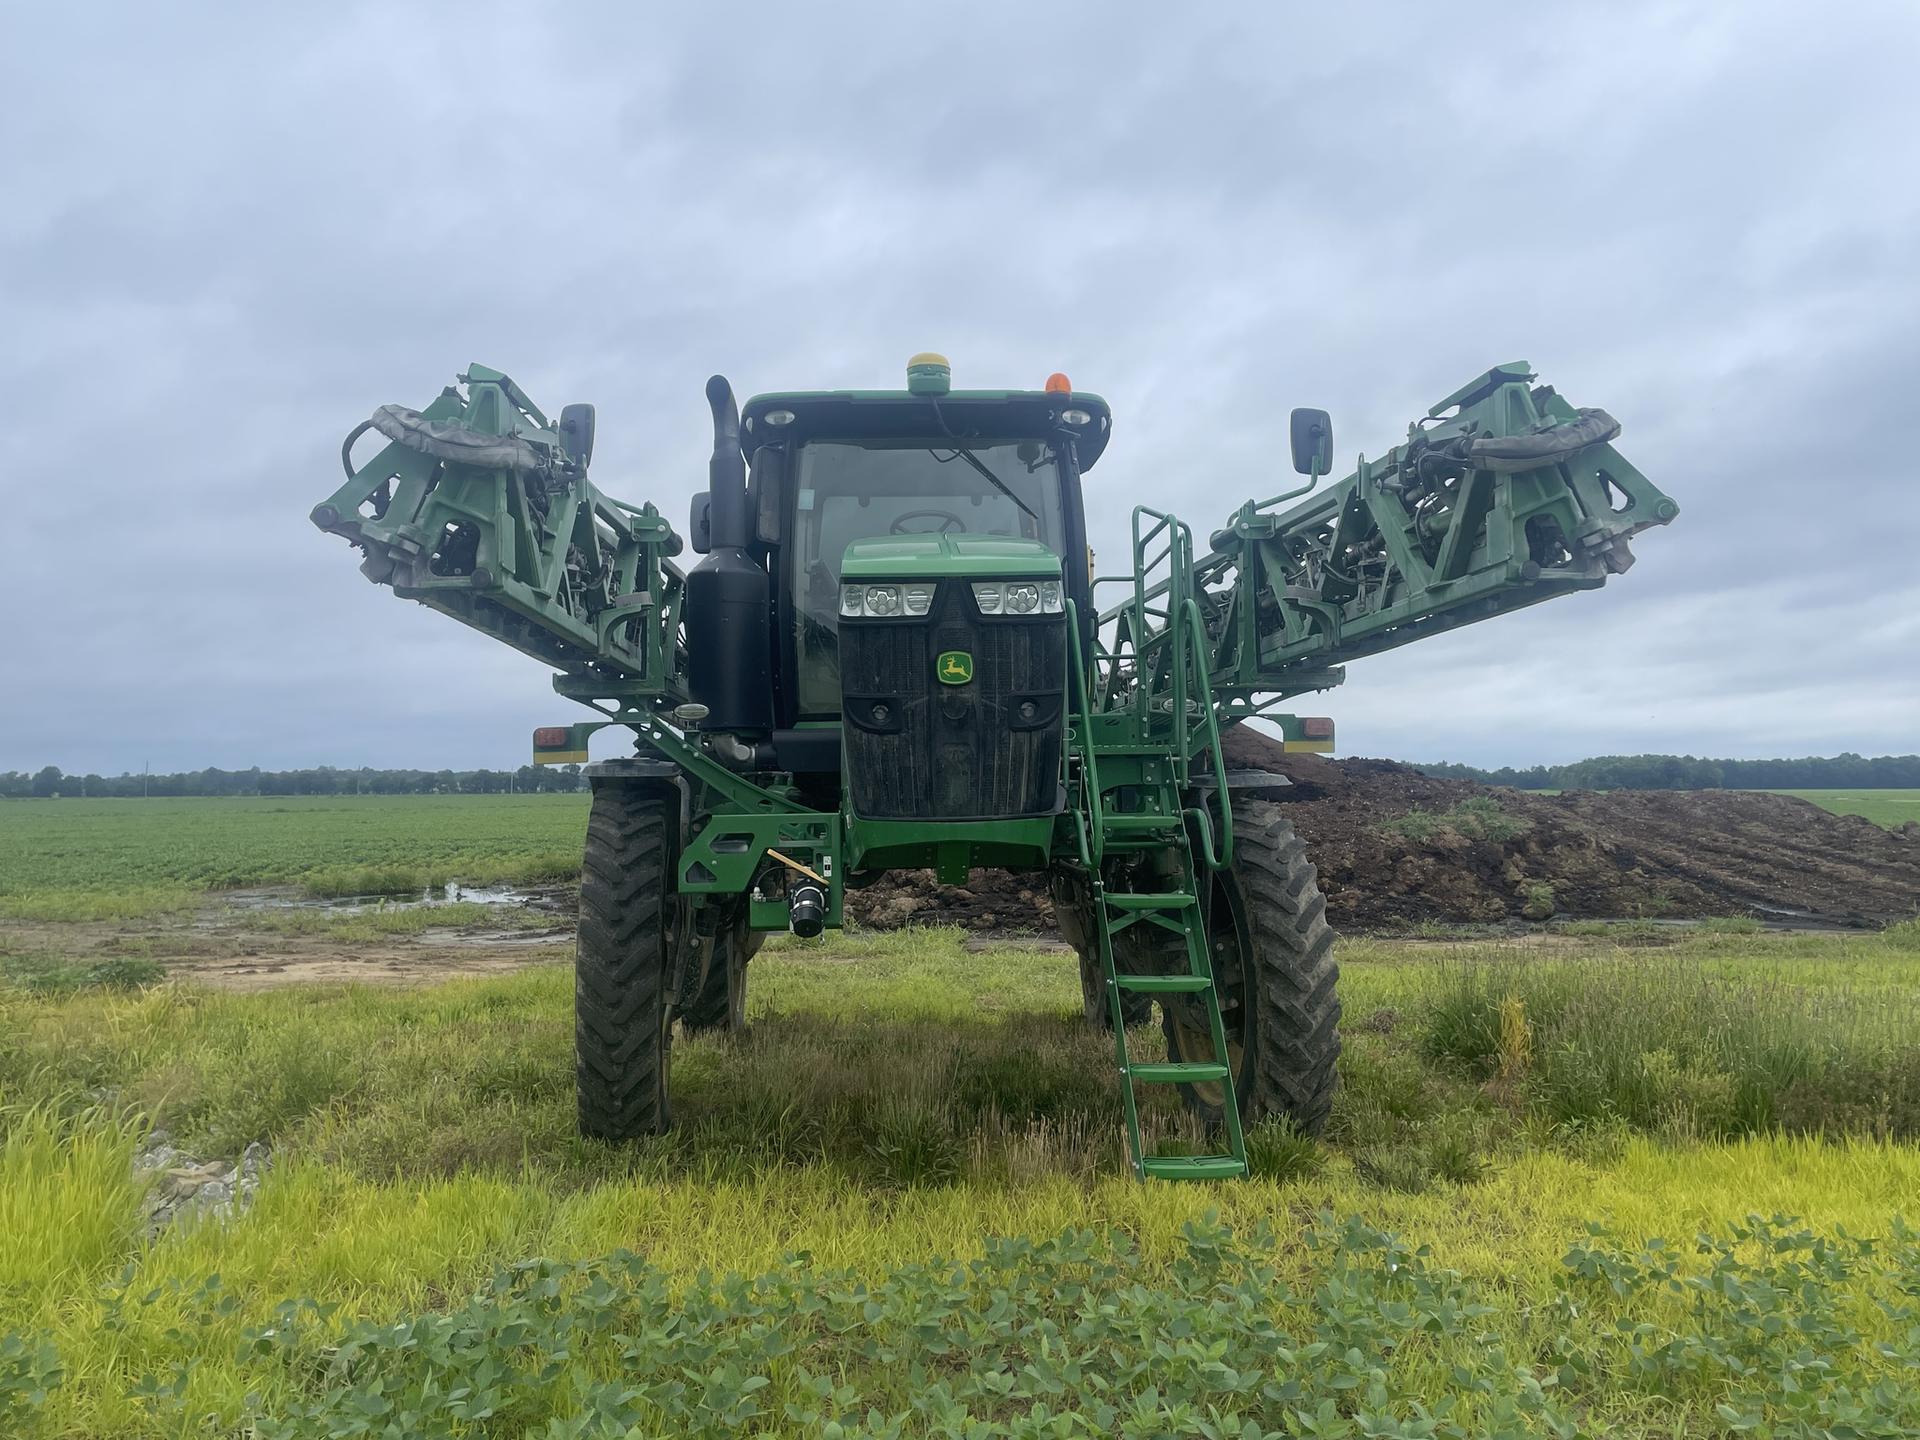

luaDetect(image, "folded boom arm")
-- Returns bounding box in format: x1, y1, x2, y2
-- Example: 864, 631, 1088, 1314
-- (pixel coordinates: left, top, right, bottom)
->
1096, 362, 1678, 715
310, 364, 688, 710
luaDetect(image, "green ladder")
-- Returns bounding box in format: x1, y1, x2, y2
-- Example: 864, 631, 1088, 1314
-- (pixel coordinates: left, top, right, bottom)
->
1091, 793, 1248, 1181
1068, 502, 1247, 1182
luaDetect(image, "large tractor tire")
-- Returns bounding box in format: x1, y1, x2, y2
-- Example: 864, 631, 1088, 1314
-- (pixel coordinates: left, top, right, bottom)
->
1161, 800, 1341, 1136
676, 910, 761, 1035
575, 780, 677, 1140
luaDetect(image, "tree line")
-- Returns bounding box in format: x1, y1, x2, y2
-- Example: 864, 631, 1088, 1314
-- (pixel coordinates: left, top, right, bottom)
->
1414, 752, 1920, 792
7, 751, 1917, 800
0, 765, 587, 799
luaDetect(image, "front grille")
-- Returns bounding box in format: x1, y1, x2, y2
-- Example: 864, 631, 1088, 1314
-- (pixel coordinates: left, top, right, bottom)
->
840, 582, 1065, 819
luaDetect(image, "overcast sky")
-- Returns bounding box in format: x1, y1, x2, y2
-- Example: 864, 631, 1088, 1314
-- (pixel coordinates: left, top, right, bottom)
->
3, 3, 1916, 774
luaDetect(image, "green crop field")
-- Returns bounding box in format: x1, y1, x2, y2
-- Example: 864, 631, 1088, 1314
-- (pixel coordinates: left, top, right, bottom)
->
0, 794, 590, 920
1764, 787, 1920, 827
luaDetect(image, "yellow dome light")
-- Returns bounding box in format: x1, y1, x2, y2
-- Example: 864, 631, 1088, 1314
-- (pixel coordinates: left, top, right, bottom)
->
906, 353, 951, 395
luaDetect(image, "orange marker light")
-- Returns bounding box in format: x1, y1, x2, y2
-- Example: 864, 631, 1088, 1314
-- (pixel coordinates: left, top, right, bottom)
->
1045, 372, 1072, 394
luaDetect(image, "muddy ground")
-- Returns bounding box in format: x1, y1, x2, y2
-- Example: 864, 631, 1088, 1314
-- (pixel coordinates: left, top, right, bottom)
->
845, 728, 1920, 933
3, 910, 575, 991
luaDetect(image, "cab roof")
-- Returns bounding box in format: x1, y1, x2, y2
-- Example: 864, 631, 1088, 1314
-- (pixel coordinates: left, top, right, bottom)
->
739, 388, 1113, 470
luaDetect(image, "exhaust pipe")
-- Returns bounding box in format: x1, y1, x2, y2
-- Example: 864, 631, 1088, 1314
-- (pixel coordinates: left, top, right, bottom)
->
704, 374, 750, 550
683, 375, 773, 733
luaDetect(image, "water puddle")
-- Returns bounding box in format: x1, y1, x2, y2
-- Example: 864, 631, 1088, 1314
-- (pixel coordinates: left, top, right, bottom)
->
419, 926, 572, 948
206, 882, 574, 924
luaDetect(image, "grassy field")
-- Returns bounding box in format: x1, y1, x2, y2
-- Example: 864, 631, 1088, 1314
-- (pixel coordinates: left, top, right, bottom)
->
0, 794, 589, 920
2, 920, 1919, 1435
1763, 787, 1920, 827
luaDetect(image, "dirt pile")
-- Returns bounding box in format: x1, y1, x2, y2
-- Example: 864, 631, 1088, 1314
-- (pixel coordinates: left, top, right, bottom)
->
846, 728, 1920, 933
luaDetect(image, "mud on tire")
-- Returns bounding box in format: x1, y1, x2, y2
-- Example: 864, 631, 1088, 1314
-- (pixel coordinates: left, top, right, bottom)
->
575, 781, 675, 1139
676, 911, 761, 1035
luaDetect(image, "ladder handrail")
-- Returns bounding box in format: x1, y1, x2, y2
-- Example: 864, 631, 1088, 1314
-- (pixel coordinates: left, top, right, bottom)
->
1064, 597, 1106, 867
1177, 593, 1235, 873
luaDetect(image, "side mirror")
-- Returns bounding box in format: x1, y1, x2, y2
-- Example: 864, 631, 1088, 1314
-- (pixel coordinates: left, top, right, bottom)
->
1290, 407, 1333, 477
689, 492, 712, 554
558, 402, 595, 467
751, 445, 785, 545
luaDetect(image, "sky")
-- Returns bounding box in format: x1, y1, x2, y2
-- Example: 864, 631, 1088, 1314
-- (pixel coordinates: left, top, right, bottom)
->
3, 3, 1916, 774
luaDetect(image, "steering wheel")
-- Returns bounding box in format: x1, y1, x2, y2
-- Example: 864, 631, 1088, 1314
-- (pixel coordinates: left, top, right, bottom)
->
889, 508, 967, 535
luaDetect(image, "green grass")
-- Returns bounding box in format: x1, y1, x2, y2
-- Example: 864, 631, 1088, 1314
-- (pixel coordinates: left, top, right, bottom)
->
1420, 940, 1920, 1142
1765, 787, 1920, 827
1, 925, 1919, 1433
0, 794, 589, 920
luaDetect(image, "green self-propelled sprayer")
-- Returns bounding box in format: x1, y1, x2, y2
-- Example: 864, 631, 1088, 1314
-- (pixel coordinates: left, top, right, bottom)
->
312, 355, 1676, 1179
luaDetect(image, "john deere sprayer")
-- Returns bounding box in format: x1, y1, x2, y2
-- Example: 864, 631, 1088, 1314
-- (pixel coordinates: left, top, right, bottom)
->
312, 355, 1676, 1179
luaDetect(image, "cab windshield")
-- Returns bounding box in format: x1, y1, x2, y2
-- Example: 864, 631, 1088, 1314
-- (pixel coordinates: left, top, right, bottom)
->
789, 437, 1067, 717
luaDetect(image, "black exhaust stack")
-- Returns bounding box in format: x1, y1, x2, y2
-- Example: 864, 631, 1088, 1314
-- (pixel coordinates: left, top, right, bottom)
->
684, 376, 773, 732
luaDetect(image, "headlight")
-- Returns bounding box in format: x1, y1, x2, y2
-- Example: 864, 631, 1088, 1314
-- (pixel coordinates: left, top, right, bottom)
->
972, 579, 1063, 616
840, 582, 924, 618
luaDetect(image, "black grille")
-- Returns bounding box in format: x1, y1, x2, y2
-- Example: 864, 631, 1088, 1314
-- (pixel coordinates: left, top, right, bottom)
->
840, 582, 1065, 819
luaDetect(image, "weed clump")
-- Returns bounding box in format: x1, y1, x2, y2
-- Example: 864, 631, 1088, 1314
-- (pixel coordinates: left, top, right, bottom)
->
0, 955, 164, 996
1242, 1117, 1323, 1182
1420, 954, 1920, 1140
1380, 794, 1531, 845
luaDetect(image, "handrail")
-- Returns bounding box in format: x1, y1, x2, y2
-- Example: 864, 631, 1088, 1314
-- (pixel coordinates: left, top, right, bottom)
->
1179, 595, 1234, 872
1107, 501, 1237, 873
1064, 598, 1106, 867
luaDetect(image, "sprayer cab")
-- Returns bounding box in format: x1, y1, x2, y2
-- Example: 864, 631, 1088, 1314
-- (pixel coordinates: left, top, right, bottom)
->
681, 358, 1113, 801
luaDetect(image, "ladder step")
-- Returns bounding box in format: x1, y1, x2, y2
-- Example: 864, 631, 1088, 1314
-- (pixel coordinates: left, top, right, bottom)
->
1142, 1154, 1247, 1181
1116, 973, 1212, 993
1105, 891, 1197, 912
1129, 1060, 1229, 1083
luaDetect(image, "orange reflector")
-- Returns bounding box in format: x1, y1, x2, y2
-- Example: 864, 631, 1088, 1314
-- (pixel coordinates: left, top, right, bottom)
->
1302, 717, 1335, 739
533, 726, 572, 748
1045, 372, 1072, 394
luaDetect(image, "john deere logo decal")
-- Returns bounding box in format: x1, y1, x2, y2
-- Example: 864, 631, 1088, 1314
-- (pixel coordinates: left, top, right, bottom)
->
936, 651, 974, 685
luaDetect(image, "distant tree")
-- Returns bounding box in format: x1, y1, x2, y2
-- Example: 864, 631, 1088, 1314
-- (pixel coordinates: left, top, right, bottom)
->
30, 765, 62, 798
1415, 752, 1920, 791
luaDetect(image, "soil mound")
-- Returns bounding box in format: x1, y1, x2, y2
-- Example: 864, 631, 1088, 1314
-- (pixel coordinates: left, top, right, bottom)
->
846, 727, 1919, 933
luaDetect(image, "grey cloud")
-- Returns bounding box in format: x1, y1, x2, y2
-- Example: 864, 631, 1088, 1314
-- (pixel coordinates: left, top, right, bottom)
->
2, 2, 1916, 772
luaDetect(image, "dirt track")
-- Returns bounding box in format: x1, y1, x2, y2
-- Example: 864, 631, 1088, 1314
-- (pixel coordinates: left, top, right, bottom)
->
4, 916, 574, 991
846, 728, 1920, 933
